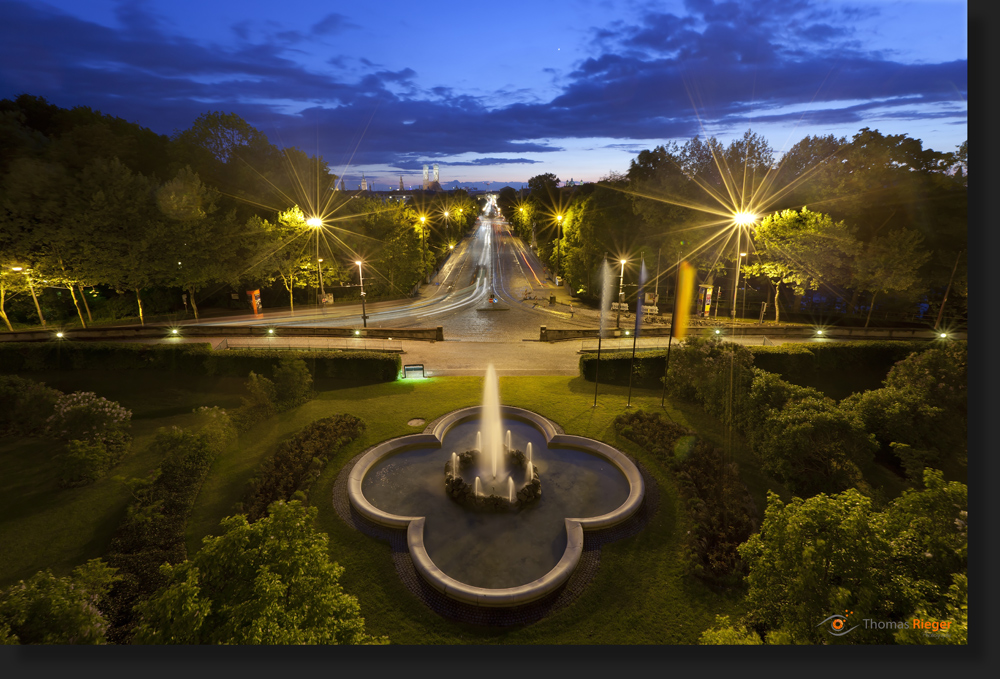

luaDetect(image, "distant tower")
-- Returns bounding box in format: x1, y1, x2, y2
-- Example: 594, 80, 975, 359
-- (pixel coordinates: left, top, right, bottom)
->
433, 163, 439, 183
339, 178, 345, 191
399, 175, 404, 191
422, 164, 429, 190
360, 172, 368, 191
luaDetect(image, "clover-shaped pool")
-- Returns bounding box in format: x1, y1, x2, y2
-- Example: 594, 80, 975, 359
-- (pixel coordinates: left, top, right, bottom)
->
348, 405, 644, 607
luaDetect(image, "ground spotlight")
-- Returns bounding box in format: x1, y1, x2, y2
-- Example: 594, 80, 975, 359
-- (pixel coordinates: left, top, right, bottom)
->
939, 332, 947, 339
171, 329, 179, 335
56, 332, 65, 338
714, 329, 721, 335
268, 328, 275, 334
355, 330, 361, 336
816, 329, 824, 335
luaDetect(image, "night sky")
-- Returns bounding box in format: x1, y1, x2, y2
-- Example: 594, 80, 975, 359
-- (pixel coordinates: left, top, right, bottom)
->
0, 0, 967, 189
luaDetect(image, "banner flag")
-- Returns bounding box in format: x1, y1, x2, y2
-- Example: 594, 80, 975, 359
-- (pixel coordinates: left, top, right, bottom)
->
671, 261, 694, 339
634, 257, 648, 337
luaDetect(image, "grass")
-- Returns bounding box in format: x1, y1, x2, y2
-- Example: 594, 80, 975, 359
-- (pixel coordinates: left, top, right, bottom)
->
0, 366, 932, 644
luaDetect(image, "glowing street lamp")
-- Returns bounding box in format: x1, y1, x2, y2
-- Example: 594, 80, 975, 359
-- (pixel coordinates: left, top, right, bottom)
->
731, 213, 757, 320
307, 217, 325, 303
418, 215, 429, 284
556, 214, 564, 283
616, 258, 627, 329
356, 260, 367, 328
12, 266, 45, 326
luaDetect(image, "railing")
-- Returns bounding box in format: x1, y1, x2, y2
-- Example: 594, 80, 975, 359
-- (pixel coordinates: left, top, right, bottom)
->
579, 335, 773, 352
217, 337, 404, 352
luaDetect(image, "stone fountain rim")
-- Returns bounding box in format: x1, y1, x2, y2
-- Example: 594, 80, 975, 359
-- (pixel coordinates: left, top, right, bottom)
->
346, 404, 645, 607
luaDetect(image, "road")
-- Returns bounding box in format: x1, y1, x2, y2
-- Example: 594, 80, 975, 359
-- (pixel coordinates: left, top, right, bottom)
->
199, 216, 595, 341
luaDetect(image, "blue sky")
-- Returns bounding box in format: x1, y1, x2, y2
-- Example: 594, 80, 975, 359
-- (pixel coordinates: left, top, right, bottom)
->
0, 0, 967, 189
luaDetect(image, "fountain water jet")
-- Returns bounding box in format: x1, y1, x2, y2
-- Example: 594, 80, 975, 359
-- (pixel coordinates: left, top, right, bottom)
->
481, 365, 504, 481
508, 477, 514, 503
474, 477, 481, 498
505, 430, 511, 451
527, 442, 532, 464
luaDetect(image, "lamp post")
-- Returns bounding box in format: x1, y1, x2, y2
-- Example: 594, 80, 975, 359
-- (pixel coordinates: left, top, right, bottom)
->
731, 213, 756, 320
443, 210, 450, 242
356, 260, 367, 328
12, 266, 45, 326
616, 258, 627, 329
307, 217, 325, 304
419, 215, 428, 284
555, 214, 563, 284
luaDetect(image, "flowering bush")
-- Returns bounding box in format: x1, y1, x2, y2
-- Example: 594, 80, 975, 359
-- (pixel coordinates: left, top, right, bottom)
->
47, 391, 132, 444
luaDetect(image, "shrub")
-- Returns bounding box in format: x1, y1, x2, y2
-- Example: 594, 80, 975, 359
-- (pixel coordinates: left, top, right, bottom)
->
740, 369, 827, 448
229, 371, 277, 433
57, 432, 132, 488
612, 410, 694, 464
103, 414, 227, 643
884, 342, 966, 417
0, 375, 62, 436
755, 396, 876, 495
747, 340, 931, 383
665, 338, 755, 424
242, 415, 365, 522
613, 410, 757, 584
46, 391, 132, 444
272, 356, 313, 409
0, 559, 119, 645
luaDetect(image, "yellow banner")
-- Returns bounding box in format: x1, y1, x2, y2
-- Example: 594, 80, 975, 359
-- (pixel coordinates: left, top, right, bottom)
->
672, 261, 694, 339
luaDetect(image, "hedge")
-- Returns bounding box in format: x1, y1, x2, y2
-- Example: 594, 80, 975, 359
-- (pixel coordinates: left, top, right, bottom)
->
103, 413, 235, 644
580, 340, 939, 391
0, 342, 400, 383
746, 340, 933, 383
240, 414, 365, 522
614, 410, 757, 584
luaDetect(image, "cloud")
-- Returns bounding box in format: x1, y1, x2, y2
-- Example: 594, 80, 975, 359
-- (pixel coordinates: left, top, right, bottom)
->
0, 0, 967, 173
312, 13, 358, 36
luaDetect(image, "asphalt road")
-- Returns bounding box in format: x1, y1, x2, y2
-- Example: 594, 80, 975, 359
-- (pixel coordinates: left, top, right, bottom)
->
198, 216, 595, 341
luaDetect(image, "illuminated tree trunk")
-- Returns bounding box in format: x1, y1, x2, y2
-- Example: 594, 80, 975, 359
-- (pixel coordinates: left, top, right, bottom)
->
0, 289, 12, 332
66, 284, 87, 328
78, 284, 93, 322
135, 288, 145, 326
773, 282, 782, 324
865, 291, 878, 328
188, 287, 199, 320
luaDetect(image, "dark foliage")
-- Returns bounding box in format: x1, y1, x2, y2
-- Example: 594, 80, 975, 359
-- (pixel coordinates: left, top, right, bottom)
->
240, 415, 365, 522
103, 425, 223, 643
614, 410, 757, 584
0, 374, 61, 435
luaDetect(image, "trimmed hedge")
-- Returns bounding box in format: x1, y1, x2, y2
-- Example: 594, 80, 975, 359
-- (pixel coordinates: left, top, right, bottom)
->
103, 412, 235, 644
747, 340, 933, 384
240, 414, 365, 522
0, 342, 400, 383
614, 410, 757, 584
580, 340, 939, 392
0, 375, 61, 436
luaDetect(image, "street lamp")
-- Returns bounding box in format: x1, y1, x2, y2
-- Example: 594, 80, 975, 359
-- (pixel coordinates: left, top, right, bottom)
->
307, 217, 325, 304
616, 258, 627, 329
731, 213, 756, 320
356, 260, 367, 328
555, 214, 564, 284
419, 215, 428, 284
12, 266, 45, 326
443, 210, 450, 242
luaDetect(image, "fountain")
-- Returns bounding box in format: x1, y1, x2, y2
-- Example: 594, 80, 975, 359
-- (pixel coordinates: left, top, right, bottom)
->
442, 364, 542, 511
349, 363, 645, 605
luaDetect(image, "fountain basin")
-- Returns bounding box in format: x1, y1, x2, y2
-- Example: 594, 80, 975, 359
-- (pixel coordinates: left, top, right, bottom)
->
347, 405, 645, 607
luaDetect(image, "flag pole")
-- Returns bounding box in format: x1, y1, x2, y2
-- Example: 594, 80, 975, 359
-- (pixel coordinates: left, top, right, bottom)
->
661, 255, 687, 407
626, 255, 645, 407
594, 252, 608, 407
